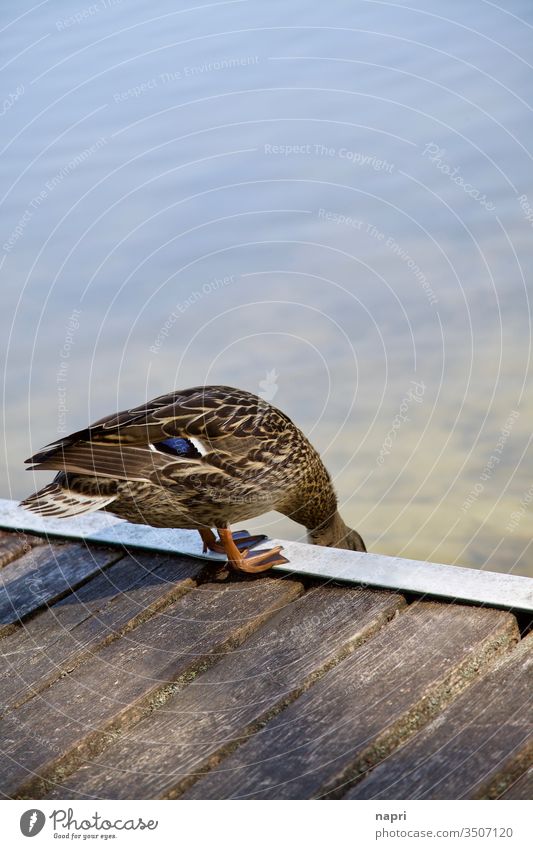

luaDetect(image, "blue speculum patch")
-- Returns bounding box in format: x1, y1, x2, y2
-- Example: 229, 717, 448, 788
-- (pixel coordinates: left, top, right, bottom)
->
154, 437, 202, 458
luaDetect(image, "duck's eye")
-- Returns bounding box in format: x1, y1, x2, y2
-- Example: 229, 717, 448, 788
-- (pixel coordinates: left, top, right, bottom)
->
153, 438, 202, 459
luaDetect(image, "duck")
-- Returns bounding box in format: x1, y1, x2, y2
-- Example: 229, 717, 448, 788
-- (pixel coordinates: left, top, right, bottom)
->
21, 385, 366, 573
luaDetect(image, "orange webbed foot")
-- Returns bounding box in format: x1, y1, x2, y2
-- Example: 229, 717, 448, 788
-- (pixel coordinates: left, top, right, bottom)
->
216, 528, 289, 573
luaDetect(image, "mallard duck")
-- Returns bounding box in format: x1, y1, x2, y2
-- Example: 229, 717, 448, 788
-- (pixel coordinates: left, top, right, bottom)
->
22, 385, 366, 572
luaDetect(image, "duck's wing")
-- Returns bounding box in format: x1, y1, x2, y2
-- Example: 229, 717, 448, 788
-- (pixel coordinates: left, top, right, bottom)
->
25, 440, 206, 485
88, 384, 292, 446
24, 385, 293, 486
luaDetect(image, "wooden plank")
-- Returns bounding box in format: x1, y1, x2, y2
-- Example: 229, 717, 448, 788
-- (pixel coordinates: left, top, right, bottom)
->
0, 552, 207, 714
499, 767, 532, 800
45, 585, 405, 799
346, 635, 532, 799
183, 602, 518, 799
0, 575, 302, 798
0, 541, 123, 636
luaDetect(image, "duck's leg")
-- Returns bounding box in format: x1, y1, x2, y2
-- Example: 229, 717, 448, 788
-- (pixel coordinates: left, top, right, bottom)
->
198, 528, 220, 553
217, 527, 289, 574
198, 528, 268, 554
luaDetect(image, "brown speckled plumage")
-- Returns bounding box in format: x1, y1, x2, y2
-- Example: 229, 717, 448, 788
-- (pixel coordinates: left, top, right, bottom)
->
22, 385, 366, 570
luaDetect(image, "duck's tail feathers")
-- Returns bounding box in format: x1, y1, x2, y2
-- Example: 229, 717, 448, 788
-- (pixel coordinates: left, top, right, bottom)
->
20, 481, 117, 518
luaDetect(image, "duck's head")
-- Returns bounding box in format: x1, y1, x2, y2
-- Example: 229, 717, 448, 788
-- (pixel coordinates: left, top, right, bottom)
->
308, 511, 366, 552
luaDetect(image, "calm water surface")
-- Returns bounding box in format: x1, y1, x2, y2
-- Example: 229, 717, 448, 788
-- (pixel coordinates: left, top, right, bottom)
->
2, 0, 532, 575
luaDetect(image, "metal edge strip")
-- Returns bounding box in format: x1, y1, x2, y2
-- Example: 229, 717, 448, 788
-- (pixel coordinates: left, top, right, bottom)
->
1, 499, 532, 613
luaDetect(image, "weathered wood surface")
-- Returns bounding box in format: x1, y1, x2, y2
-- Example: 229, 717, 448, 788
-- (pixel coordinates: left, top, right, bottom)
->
0, 527, 530, 801
0, 574, 301, 798
347, 634, 532, 799
500, 767, 533, 800
184, 603, 518, 799
0, 541, 122, 635
46, 586, 405, 799
0, 552, 207, 714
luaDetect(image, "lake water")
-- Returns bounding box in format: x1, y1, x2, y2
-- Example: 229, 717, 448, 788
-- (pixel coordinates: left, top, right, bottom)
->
2, 0, 532, 576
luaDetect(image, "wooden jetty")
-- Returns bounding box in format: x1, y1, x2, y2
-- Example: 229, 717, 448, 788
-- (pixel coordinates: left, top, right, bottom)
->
0, 515, 531, 800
